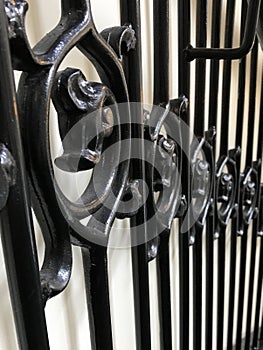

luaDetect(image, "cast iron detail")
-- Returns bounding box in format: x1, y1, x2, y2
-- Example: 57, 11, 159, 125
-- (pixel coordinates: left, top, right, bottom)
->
0, 144, 16, 210
1, 1, 263, 349
191, 128, 215, 225
188, 128, 216, 245
101, 24, 136, 59
4, 0, 27, 39
238, 163, 260, 234
16, 0, 131, 301
116, 180, 143, 219
146, 98, 184, 232
52, 68, 116, 172
6, 0, 261, 288
214, 148, 239, 238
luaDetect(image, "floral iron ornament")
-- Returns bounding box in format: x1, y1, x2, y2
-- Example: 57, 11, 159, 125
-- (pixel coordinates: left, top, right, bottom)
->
1, 1, 262, 350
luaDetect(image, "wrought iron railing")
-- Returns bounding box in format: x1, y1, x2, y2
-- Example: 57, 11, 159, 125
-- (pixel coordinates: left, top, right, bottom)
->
0, 0, 263, 349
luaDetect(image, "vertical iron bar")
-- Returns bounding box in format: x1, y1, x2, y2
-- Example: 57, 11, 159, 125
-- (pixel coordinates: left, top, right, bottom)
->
226, 2, 247, 348
208, 0, 222, 129
156, 230, 172, 350
178, 0, 190, 349
253, 209, 263, 348
178, 0, 190, 97
217, 1, 236, 349
217, 226, 227, 350
193, 0, 207, 138
120, 2, 152, 350
244, 41, 261, 350
0, 2, 49, 349
245, 197, 260, 350
82, 246, 113, 350
219, 0, 235, 157
130, 241, 151, 350
193, 0, 207, 340
227, 219, 238, 350
205, 217, 215, 349
120, 0, 143, 103
235, 159, 250, 349
236, 37, 258, 350
206, 1, 222, 348
252, 71, 263, 350
244, 43, 258, 167
153, 1, 172, 349
178, 223, 190, 350
153, 0, 169, 105
192, 224, 204, 350
192, 1, 207, 349
235, 1, 248, 150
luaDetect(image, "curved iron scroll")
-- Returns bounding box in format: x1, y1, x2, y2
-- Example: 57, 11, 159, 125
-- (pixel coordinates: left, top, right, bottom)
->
14, 0, 131, 301
1, 1, 263, 350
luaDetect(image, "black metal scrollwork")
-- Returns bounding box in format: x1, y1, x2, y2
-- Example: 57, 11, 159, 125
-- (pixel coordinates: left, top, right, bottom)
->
11, 0, 131, 302
214, 150, 239, 237
8, 0, 263, 307
1, 0, 263, 349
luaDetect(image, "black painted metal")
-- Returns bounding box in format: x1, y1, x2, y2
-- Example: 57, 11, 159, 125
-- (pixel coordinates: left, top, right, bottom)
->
153, 1, 173, 349
120, 3, 153, 350
82, 245, 113, 349
185, 0, 262, 61
253, 74, 263, 350
217, 2, 236, 349
192, 1, 207, 350
177, 1, 191, 349
236, 38, 259, 350
226, 3, 247, 348
0, 0, 262, 349
0, 2, 49, 348
206, 2, 221, 349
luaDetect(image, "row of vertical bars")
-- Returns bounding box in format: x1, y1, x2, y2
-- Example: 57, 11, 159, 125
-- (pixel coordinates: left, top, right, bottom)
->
182, 0, 263, 349
1, 0, 263, 349
92, 0, 262, 349
179, 0, 263, 349
117, 0, 263, 349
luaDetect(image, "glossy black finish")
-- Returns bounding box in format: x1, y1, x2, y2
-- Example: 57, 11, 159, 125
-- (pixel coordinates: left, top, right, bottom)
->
192, 1, 207, 349
156, 230, 172, 350
1, 1, 263, 350
252, 70, 263, 350
0, 1, 49, 348
177, 1, 191, 349
82, 246, 113, 350
120, 2, 152, 350
206, 2, 221, 348
185, 0, 261, 61
244, 39, 261, 350
153, 0, 169, 105
226, 4, 247, 348
153, 1, 173, 349
236, 38, 259, 350
216, 2, 236, 349
15, 1, 130, 349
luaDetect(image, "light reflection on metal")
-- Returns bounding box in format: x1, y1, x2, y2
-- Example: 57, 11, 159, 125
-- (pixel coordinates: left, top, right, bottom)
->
0, 0, 262, 349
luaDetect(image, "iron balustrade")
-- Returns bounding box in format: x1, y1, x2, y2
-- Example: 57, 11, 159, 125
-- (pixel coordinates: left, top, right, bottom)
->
0, 0, 262, 349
